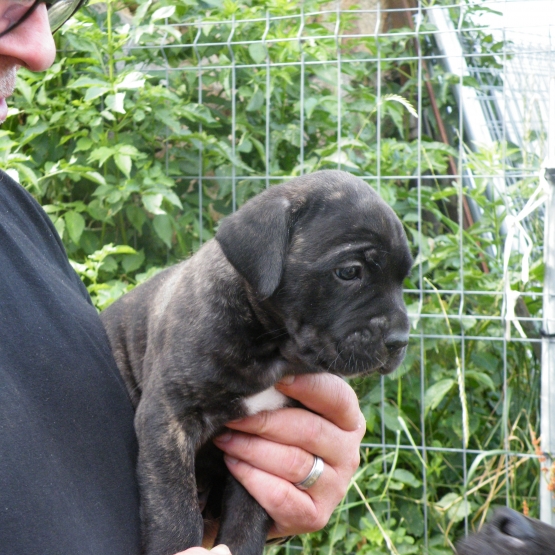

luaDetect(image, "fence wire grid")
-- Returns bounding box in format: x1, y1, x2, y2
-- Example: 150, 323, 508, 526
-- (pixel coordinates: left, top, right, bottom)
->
53, 0, 555, 553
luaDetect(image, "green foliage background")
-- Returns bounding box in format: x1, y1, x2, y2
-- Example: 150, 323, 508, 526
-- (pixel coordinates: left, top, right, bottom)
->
1, 0, 545, 553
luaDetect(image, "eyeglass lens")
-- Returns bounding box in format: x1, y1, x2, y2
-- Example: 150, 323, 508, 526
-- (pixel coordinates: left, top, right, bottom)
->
0, 0, 83, 37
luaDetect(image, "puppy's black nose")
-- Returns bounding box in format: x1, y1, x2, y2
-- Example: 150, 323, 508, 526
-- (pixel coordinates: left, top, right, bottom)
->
384, 330, 409, 353
492, 508, 535, 541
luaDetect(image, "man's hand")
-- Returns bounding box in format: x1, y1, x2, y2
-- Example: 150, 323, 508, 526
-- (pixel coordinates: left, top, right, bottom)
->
213, 373, 365, 539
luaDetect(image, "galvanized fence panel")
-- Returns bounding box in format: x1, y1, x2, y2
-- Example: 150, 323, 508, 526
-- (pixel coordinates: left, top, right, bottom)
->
119, 0, 553, 551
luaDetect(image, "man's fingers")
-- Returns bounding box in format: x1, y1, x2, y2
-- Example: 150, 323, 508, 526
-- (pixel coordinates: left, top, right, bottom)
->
223, 456, 332, 537
214, 431, 342, 498
222, 407, 361, 471
276, 374, 365, 432
215, 431, 314, 483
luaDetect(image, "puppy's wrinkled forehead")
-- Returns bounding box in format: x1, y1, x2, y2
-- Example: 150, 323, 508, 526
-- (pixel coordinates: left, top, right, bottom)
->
290, 175, 408, 258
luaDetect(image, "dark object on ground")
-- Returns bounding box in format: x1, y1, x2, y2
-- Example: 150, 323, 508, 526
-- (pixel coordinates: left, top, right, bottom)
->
456, 507, 555, 555
100, 170, 413, 555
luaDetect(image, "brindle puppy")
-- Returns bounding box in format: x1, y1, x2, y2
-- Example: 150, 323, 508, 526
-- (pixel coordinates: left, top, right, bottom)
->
100, 170, 413, 555
456, 508, 555, 555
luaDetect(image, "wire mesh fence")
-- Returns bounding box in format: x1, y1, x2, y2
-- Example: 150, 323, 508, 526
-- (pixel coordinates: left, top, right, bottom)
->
5, 0, 555, 553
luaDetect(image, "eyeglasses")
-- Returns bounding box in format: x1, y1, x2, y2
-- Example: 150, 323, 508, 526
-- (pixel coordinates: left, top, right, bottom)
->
0, 0, 87, 39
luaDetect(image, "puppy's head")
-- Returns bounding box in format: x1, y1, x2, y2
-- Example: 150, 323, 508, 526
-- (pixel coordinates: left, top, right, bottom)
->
216, 170, 413, 377
455, 508, 550, 555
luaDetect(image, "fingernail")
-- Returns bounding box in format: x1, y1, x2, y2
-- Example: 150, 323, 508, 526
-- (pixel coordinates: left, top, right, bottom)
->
211, 545, 232, 555
228, 416, 245, 423
224, 454, 239, 465
277, 375, 295, 386
214, 431, 233, 443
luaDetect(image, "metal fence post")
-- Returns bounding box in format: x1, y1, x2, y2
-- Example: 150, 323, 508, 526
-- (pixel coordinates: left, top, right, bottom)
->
541, 77, 555, 525
542, 167, 555, 524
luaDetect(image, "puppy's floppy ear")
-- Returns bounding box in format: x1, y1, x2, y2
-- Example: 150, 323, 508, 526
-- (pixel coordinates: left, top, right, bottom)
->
216, 194, 291, 299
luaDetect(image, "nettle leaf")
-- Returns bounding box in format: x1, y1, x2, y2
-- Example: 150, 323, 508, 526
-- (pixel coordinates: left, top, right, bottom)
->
64, 210, 85, 245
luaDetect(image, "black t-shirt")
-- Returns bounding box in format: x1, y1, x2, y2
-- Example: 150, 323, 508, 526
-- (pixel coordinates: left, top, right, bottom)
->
0, 170, 141, 554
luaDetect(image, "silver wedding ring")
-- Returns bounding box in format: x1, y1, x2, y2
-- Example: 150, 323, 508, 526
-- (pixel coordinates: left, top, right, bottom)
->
294, 455, 324, 490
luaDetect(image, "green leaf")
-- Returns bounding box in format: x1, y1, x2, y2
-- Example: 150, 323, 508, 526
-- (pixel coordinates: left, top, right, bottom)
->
399, 503, 424, 537
435, 493, 472, 523
151, 6, 176, 21
106, 92, 126, 114
70, 76, 109, 88
84, 86, 110, 102
64, 210, 85, 245
249, 42, 267, 64
15, 79, 34, 104
153, 214, 173, 247
465, 370, 495, 391
181, 103, 217, 125
20, 122, 49, 146
89, 146, 115, 166
247, 88, 264, 112
114, 153, 132, 178
424, 379, 455, 413
142, 193, 165, 215
126, 204, 147, 232
116, 72, 146, 90
304, 97, 319, 118
74, 137, 94, 153
118, 144, 141, 157
83, 172, 106, 186
122, 250, 145, 273
392, 469, 422, 488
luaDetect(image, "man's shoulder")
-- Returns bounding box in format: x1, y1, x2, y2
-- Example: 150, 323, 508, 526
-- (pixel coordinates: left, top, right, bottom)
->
0, 168, 89, 296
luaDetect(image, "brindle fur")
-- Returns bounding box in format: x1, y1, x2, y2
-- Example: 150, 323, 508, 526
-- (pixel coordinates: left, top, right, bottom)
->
100, 170, 413, 555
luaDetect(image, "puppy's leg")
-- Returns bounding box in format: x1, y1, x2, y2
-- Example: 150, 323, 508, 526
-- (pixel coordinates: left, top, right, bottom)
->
215, 475, 272, 555
136, 397, 204, 555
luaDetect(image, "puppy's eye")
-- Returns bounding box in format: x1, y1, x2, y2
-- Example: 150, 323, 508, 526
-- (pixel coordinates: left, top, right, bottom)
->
334, 266, 362, 281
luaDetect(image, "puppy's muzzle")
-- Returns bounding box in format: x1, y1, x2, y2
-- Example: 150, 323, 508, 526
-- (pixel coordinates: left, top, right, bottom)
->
337, 309, 409, 376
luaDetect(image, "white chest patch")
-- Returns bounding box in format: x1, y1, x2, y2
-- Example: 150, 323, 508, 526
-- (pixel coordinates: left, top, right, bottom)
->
242, 386, 289, 416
